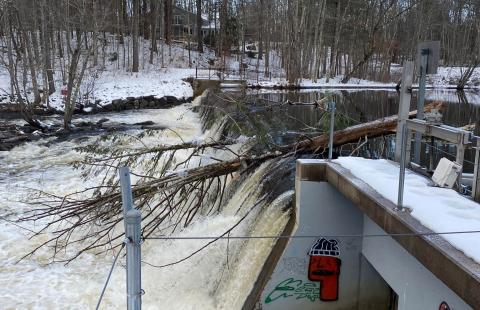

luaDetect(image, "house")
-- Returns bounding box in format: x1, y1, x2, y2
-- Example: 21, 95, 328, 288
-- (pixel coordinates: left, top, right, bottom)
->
172, 6, 217, 41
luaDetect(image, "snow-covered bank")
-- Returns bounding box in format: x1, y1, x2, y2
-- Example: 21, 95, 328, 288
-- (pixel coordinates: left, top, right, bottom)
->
335, 157, 480, 264
0, 67, 195, 112
0, 38, 214, 111
242, 66, 480, 90
42, 68, 196, 111
247, 76, 397, 89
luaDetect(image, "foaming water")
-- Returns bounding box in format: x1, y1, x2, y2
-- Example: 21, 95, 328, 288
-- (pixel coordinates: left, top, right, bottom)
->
0, 98, 291, 309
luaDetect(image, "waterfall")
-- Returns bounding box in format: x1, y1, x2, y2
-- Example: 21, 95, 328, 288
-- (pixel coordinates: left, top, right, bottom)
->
0, 92, 293, 309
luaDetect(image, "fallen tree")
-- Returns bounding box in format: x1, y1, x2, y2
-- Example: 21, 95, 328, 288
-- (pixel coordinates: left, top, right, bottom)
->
286, 108, 418, 154
17, 103, 426, 263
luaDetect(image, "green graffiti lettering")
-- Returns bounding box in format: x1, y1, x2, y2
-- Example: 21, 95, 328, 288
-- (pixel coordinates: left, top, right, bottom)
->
265, 278, 320, 304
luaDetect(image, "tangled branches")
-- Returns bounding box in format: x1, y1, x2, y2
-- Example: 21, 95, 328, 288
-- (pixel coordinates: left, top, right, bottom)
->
15, 92, 417, 264
18, 135, 258, 263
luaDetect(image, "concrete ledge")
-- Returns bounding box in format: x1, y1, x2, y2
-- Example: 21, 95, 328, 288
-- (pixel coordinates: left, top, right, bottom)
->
297, 159, 480, 308
296, 159, 326, 182
242, 208, 297, 310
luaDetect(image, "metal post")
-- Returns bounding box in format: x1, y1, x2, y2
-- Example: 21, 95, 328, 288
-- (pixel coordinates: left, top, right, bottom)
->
120, 167, 142, 310
414, 49, 429, 164
455, 141, 465, 190
472, 139, 480, 202
397, 124, 408, 211
395, 61, 414, 162
120, 167, 134, 231
125, 209, 142, 310
429, 137, 435, 171
405, 128, 413, 167
328, 101, 336, 160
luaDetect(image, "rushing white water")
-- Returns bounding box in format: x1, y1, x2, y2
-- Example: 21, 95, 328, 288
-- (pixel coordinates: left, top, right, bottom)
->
0, 97, 291, 309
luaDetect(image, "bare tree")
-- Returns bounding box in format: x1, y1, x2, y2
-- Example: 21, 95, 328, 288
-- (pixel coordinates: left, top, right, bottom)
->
132, 0, 140, 72
196, 0, 203, 53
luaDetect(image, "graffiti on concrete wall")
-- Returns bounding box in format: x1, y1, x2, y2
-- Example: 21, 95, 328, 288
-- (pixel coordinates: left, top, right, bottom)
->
308, 238, 341, 301
264, 278, 320, 304
264, 238, 342, 305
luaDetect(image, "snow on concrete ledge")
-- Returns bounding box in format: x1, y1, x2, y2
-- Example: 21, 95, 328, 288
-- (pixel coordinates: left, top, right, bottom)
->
334, 157, 480, 264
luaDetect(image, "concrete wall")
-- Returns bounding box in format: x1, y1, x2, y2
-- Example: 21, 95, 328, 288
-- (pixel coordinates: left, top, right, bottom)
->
258, 176, 473, 309
357, 256, 392, 310
260, 181, 365, 309
362, 216, 471, 310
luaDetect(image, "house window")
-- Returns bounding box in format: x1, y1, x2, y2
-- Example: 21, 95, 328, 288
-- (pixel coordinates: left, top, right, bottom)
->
174, 15, 181, 25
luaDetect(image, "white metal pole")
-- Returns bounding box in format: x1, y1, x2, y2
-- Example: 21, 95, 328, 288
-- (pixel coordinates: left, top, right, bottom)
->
120, 167, 134, 231
473, 139, 480, 203
328, 101, 336, 160
397, 123, 408, 211
395, 61, 414, 162
120, 167, 142, 310
125, 209, 142, 310
414, 50, 428, 164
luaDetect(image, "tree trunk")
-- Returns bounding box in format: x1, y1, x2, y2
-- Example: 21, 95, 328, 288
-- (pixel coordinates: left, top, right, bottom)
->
196, 0, 203, 53
41, 0, 55, 95
132, 0, 140, 72
25, 32, 41, 105
64, 47, 80, 130
92, 0, 99, 67
341, 45, 374, 83
457, 58, 479, 90
150, 0, 158, 64
164, 0, 172, 45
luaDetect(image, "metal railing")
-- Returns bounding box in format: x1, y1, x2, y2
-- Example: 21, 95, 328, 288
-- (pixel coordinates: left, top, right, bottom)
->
195, 65, 275, 83
396, 116, 480, 209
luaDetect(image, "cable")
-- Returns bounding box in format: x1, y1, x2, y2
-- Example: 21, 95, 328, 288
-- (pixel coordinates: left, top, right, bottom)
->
421, 140, 476, 165
144, 230, 480, 241
0, 215, 39, 234
96, 243, 125, 310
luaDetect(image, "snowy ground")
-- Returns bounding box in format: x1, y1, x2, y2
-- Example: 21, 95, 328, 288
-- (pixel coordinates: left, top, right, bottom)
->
0, 66, 196, 111
429, 67, 480, 88
244, 66, 480, 89
47, 68, 195, 110
248, 75, 398, 88
0, 39, 216, 110
335, 157, 480, 264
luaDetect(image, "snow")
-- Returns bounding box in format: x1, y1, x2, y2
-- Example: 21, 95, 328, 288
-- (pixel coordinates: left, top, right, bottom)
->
243, 65, 480, 90
248, 75, 397, 89
3, 31, 480, 112
0, 38, 220, 110
0, 70, 9, 91
334, 157, 480, 264
42, 68, 195, 111
0, 70, 10, 105
428, 67, 480, 88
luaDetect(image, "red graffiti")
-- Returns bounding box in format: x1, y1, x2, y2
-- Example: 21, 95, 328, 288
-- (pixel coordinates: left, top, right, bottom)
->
308, 238, 341, 301
308, 255, 341, 301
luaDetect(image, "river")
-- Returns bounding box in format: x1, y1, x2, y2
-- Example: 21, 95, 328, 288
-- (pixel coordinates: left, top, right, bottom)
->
0, 88, 479, 309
